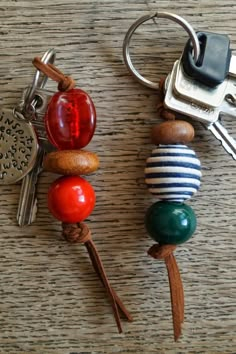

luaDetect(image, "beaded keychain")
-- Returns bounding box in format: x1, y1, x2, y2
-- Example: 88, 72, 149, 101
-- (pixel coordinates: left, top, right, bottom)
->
0, 50, 132, 332
123, 13, 203, 340
31, 54, 133, 332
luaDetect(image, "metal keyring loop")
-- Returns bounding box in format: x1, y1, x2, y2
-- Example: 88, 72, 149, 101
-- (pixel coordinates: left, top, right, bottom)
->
23, 48, 56, 114
123, 12, 200, 90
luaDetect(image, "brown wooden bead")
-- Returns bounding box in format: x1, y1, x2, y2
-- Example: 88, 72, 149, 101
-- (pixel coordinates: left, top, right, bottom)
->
43, 150, 99, 175
151, 120, 195, 145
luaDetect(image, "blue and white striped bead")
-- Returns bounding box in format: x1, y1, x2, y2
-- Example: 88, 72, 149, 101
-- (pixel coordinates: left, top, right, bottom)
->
145, 144, 202, 202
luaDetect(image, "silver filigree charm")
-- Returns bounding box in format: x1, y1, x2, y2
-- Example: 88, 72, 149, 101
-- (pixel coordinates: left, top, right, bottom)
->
0, 108, 38, 184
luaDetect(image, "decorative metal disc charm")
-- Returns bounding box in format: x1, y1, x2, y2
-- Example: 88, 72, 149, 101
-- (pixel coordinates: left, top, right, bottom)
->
0, 108, 38, 184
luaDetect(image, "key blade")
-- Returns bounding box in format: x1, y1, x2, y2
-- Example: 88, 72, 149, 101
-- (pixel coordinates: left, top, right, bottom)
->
30, 198, 38, 224
17, 147, 45, 226
16, 87, 55, 226
207, 120, 236, 160
17, 173, 37, 226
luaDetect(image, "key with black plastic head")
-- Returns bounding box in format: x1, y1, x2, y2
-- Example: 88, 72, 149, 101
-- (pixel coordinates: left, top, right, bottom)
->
181, 31, 236, 87
164, 60, 236, 160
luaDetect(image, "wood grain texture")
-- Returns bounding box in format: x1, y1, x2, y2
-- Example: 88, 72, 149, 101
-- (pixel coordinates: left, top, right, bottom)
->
0, 0, 236, 353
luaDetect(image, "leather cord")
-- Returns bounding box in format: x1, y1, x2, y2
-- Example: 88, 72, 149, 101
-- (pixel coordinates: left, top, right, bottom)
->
33, 57, 132, 332
62, 222, 133, 333
32, 57, 76, 91
148, 243, 184, 341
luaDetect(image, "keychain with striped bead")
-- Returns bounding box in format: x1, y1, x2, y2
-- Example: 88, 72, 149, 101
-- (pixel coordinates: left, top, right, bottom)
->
123, 12, 204, 340
145, 118, 202, 340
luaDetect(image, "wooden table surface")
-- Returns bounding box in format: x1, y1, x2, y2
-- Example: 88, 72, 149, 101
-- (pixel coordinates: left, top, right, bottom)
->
0, 1, 235, 353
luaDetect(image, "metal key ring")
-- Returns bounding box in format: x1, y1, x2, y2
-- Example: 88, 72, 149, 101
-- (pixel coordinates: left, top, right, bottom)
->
123, 12, 200, 90
23, 48, 56, 115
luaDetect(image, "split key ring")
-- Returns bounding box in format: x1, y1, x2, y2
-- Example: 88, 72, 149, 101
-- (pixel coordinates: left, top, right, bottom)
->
123, 12, 200, 90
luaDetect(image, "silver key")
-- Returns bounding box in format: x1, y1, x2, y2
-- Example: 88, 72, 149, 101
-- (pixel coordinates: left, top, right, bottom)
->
174, 53, 236, 108
174, 59, 236, 111
16, 88, 54, 226
164, 61, 221, 124
17, 138, 55, 226
164, 61, 236, 160
17, 146, 44, 226
173, 60, 229, 108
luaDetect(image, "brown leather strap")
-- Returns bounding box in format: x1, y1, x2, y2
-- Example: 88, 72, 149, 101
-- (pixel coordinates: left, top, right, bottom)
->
62, 222, 132, 332
165, 254, 184, 341
85, 241, 133, 322
148, 243, 184, 341
32, 57, 75, 91
85, 239, 121, 333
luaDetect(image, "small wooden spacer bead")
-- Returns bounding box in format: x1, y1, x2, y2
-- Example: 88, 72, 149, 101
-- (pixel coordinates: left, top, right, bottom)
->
151, 120, 195, 145
43, 149, 99, 175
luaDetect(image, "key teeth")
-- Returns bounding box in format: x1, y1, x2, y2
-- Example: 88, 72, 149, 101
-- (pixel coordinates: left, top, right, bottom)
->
207, 121, 236, 160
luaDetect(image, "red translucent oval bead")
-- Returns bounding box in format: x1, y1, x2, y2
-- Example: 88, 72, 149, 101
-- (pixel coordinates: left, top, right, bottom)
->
44, 88, 96, 150
48, 176, 96, 223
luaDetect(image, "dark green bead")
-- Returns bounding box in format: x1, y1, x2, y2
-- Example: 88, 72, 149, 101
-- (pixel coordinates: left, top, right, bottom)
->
145, 201, 196, 245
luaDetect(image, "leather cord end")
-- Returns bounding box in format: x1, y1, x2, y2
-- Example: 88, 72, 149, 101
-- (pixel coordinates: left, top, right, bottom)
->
148, 243, 184, 342
61, 222, 132, 332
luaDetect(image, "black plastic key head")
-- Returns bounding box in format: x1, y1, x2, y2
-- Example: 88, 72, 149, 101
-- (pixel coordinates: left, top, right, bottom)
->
182, 31, 231, 87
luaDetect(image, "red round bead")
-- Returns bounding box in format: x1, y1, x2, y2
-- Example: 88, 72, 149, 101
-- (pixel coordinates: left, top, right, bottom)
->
44, 88, 96, 150
48, 176, 96, 223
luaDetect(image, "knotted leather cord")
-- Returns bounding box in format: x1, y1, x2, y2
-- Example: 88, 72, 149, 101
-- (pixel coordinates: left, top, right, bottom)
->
62, 222, 133, 333
147, 78, 185, 340
33, 59, 132, 332
32, 57, 76, 91
148, 244, 184, 341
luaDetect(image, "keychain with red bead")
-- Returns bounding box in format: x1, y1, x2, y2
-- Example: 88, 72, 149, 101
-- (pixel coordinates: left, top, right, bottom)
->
45, 88, 96, 150
32, 56, 132, 332
48, 175, 96, 223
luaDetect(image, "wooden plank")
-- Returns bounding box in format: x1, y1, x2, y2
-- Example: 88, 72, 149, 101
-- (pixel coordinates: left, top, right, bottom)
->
0, 0, 235, 352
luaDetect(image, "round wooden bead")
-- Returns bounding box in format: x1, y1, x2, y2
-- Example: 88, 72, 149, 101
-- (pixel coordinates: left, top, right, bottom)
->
43, 150, 99, 175
145, 201, 196, 244
151, 120, 195, 145
145, 144, 201, 202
